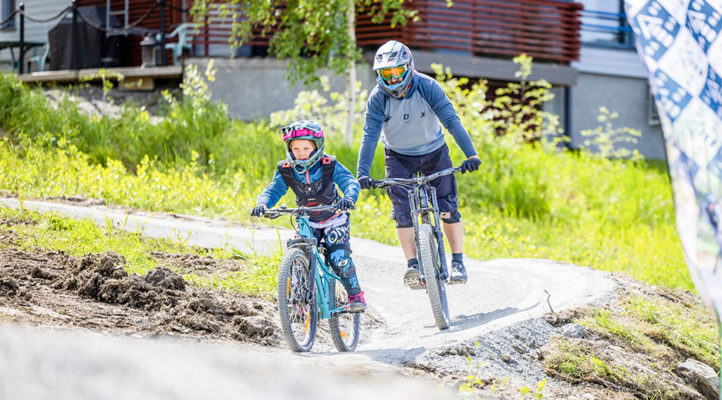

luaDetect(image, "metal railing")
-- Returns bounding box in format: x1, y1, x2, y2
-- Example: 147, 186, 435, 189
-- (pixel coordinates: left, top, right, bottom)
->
7, 0, 183, 73
580, 8, 634, 49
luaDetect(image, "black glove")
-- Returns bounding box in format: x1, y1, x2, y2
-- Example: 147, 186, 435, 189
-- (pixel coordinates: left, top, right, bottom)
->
338, 198, 355, 211
251, 204, 267, 217
357, 176, 374, 190
460, 157, 481, 174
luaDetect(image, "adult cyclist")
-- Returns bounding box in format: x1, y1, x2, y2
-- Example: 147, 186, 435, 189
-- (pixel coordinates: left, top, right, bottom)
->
356, 40, 481, 289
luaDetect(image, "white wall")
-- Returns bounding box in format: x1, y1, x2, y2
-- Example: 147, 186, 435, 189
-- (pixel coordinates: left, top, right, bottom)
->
188, 57, 377, 121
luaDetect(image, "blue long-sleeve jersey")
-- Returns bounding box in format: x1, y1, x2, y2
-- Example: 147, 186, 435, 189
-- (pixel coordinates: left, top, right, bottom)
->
256, 157, 360, 208
356, 72, 477, 177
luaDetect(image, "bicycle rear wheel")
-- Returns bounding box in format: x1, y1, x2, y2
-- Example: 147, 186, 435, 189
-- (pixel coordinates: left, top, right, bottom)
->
328, 279, 361, 352
418, 223, 450, 330
277, 247, 318, 352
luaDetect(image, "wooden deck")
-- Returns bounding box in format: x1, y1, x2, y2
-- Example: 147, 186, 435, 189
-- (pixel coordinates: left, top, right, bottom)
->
16, 65, 183, 90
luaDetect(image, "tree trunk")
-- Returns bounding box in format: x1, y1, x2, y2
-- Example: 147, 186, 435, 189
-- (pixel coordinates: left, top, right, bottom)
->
344, 0, 356, 145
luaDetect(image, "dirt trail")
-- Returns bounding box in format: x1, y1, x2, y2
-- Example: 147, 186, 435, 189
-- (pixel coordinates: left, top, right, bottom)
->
0, 197, 622, 399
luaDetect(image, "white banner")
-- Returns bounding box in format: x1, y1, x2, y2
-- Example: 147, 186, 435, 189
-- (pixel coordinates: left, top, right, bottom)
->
625, 0, 722, 310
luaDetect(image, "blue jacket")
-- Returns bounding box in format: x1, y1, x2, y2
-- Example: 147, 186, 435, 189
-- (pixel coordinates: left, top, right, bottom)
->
357, 72, 477, 177
257, 156, 360, 208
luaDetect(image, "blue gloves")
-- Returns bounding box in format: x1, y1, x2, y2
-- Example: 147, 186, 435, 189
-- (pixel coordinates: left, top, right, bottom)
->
338, 198, 355, 211
251, 204, 267, 217
357, 176, 374, 190
460, 157, 481, 174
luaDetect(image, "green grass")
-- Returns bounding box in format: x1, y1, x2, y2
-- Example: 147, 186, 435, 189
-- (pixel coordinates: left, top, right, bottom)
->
0, 69, 691, 292
544, 290, 719, 399
0, 204, 279, 296
577, 292, 719, 368
624, 294, 719, 366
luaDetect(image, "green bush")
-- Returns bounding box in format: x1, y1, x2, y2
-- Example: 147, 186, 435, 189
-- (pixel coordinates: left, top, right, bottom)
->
0, 59, 690, 290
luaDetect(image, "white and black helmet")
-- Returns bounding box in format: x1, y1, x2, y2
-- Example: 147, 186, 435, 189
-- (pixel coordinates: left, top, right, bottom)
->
373, 40, 414, 98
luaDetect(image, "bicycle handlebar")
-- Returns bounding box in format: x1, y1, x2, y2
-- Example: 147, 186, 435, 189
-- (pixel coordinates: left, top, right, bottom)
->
368, 166, 463, 189
262, 204, 342, 219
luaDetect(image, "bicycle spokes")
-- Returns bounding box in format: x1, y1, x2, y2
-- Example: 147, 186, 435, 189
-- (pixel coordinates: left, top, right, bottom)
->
328, 280, 361, 352
288, 260, 312, 329
278, 248, 318, 352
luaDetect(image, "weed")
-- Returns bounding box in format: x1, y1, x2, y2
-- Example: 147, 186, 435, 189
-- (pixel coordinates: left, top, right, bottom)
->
0, 64, 691, 291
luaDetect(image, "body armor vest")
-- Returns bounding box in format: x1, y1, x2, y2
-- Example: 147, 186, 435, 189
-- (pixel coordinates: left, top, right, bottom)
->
277, 156, 340, 222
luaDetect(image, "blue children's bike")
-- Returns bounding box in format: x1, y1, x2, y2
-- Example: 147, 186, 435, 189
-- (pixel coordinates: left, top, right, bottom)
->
263, 205, 361, 352
367, 166, 462, 330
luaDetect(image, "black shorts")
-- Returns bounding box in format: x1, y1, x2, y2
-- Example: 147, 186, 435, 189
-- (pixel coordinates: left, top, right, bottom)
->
384, 143, 459, 228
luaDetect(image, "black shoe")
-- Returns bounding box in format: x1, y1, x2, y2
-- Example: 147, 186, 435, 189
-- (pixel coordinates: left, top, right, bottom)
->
403, 265, 425, 290
449, 261, 467, 284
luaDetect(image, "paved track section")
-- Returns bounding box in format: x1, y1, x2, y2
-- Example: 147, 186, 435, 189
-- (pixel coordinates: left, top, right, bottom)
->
0, 198, 617, 398
0, 325, 458, 400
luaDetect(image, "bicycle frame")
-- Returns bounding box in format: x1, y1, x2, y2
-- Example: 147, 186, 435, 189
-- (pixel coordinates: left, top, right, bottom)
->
273, 207, 350, 319
372, 166, 462, 282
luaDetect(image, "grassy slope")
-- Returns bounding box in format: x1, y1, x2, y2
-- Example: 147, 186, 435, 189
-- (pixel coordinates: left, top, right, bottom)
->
0, 71, 689, 290
0, 69, 716, 399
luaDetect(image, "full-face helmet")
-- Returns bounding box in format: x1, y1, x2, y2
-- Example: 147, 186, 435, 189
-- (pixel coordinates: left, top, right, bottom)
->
373, 40, 414, 98
281, 120, 325, 173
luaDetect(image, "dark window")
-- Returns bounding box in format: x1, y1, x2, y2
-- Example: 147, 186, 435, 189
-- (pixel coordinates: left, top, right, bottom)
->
1, 0, 15, 31
580, 0, 634, 48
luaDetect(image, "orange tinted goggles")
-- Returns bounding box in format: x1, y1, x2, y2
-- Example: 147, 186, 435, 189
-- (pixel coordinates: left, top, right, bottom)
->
378, 65, 408, 80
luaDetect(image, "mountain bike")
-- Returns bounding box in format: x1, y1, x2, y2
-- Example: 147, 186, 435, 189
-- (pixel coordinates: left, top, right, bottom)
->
263, 205, 361, 352
367, 166, 462, 330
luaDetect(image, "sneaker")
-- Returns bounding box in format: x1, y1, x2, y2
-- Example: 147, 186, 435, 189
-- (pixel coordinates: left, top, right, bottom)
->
403, 265, 425, 290
347, 291, 367, 313
449, 261, 468, 284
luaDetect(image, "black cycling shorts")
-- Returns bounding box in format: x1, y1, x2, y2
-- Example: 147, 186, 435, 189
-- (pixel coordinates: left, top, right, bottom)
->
384, 143, 459, 228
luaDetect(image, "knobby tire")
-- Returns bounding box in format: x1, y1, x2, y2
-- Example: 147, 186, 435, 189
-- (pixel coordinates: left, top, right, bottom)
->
277, 247, 318, 352
418, 223, 450, 330
328, 279, 361, 352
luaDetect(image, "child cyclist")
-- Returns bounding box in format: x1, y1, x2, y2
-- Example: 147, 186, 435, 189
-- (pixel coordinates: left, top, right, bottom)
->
251, 120, 366, 312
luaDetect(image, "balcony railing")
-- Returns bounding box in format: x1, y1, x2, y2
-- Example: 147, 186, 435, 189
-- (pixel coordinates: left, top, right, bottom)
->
580, 8, 635, 49
191, 0, 583, 65
357, 0, 583, 64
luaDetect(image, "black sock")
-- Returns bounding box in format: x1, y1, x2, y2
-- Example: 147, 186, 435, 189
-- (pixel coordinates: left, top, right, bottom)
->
452, 253, 463, 264
407, 258, 418, 268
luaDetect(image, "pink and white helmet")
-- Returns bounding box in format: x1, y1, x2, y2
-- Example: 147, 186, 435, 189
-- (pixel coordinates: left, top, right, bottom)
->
281, 120, 325, 172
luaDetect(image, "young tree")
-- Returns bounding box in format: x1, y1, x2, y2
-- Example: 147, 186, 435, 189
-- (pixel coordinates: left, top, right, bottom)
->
190, 0, 416, 143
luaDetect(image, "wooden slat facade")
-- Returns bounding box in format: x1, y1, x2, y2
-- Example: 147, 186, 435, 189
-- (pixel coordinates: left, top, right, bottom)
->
75, 0, 582, 67
356, 0, 583, 63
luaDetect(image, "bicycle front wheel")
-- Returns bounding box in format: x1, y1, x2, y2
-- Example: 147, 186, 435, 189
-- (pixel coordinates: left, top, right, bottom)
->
418, 223, 450, 330
277, 247, 318, 352
328, 279, 361, 352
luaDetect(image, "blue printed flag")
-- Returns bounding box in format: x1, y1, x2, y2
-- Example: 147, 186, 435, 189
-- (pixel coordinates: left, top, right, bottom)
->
626, 0, 722, 310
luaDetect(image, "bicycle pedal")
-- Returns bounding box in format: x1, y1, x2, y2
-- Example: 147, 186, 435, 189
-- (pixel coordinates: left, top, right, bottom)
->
404, 276, 426, 290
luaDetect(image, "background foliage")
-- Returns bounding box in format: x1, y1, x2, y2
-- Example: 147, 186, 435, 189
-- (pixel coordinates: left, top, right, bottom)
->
0, 58, 688, 290
189, 0, 416, 85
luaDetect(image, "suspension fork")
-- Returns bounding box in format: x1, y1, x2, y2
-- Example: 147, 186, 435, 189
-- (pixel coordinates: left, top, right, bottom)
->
428, 185, 449, 281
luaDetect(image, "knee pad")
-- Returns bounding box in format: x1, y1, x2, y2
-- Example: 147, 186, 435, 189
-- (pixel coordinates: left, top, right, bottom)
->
330, 250, 353, 272
440, 210, 461, 224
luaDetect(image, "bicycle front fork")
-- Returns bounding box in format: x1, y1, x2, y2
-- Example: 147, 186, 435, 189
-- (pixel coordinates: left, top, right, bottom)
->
411, 186, 450, 281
